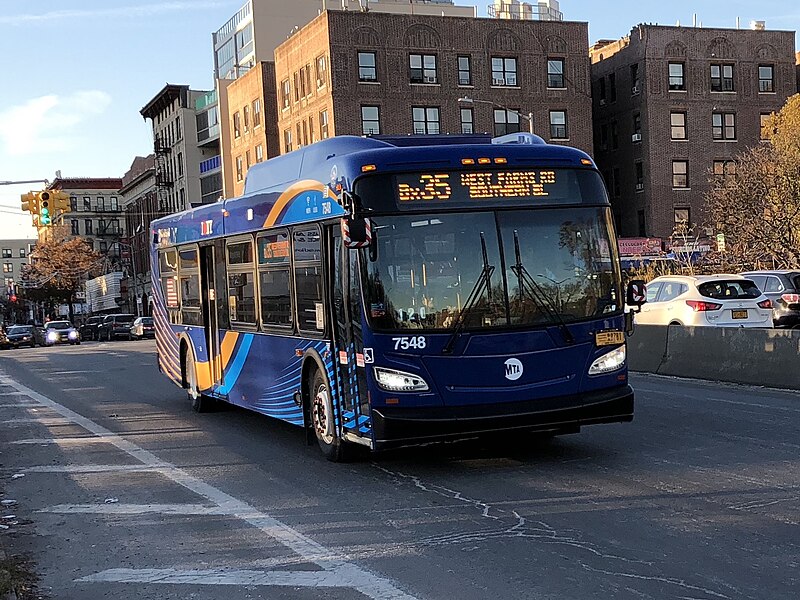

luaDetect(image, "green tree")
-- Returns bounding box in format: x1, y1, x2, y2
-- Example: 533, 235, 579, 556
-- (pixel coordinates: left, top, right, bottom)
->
706, 94, 800, 270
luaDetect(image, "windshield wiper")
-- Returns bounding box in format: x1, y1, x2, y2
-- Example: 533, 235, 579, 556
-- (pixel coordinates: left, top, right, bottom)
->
442, 232, 494, 355
510, 231, 575, 345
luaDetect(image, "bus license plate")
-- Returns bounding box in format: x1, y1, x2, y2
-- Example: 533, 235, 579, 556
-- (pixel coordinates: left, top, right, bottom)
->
596, 331, 624, 346
732, 310, 748, 319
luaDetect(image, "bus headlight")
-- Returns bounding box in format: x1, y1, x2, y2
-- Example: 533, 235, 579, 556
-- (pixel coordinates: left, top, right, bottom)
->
373, 367, 429, 392
588, 345, 626, 375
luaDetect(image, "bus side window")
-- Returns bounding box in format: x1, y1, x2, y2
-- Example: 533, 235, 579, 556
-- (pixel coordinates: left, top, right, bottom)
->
178, 246, 202, 326
257, 230, 292, 328
159, 248, 180, 324
293, 226, 324, 333
226, 237, 257, 327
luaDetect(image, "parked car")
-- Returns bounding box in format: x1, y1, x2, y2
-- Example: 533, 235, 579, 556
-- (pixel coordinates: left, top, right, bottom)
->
739, 270, 800, 329
97, 314, 135, 341
128, 316, 155, 340
79, 315, 105, 341
0, 328, 10, 350
41, 320, 81, 346
636, 274, 773, 328
5, 325, 37, 348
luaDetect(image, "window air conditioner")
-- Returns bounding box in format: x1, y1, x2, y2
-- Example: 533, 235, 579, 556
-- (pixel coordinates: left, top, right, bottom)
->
459, 78, 470, 86
423, 75, 437, 84
492, 78, 506, 86
635, 183, 645, 191
631, 85, 640, 95
599, 98, 607, 106
631, 133, 642, 142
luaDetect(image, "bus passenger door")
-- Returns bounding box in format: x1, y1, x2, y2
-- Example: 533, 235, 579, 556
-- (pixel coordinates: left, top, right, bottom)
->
331, 230, 370, 439
200, 245, 222, 390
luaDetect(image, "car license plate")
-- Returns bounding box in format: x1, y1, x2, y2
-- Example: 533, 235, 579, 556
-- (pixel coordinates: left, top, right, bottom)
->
596, 330, 624, 346
732, 310, 748, 319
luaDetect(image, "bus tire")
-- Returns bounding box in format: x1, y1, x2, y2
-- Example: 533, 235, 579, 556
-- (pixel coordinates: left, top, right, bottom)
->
310, 369, 351, 462
184, 348, 214, 413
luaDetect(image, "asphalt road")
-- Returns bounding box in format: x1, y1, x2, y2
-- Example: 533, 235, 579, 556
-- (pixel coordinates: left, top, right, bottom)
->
1, 340, 798, 600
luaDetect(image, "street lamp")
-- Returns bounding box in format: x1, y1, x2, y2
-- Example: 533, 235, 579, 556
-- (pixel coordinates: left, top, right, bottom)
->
458, 96, 534, 135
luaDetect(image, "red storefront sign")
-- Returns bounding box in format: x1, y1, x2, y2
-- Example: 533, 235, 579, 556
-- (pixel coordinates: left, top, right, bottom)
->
618, 238, 662, 256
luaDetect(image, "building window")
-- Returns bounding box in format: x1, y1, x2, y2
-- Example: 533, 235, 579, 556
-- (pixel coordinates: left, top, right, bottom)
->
630, 63, 640, 93
85, 219, 93, 235
99, 241, 108, 254
672, 160, 689, 189
410, 53, 437, 84
670, 112, 687, 140
361, 106, 380, 135
302, 120, 309, 146
243, 105, 250, 132
70, 196, 78, 212
713, 160, 737, 180
711, 64, 734, 92
110, 196, 118, 211
246, 150, 251, 170
71, 220, 79, 235
460, 108, 474, 134
296, 123, 302, 148
253, 99, 261, 127
177, 152, 183, 178
493, 109, 520, 136
668, 62, 685, 90
549, 110, 567, 139
609, 73, 617, 102
358, 51, 377, 82
712, 112, 736, 140
236, 156, 243, 182
281, 79, 290, 109
760, 113, 772, 140
19, 248, 26, 258
491, 56, 517, 86
233, 111, 241, 138
633, 113, 642, 136
637, 210, 646, 236
293, 72, 301, 102
83, 197, 91, 211
3, 263, 12, 273
674, 207, 691, 225
255, 144, 264, 163
1, 249, 9, 258
412, 107, 440, 134
316, 55, 327, 88
635, 161, 644, 188
547, 58, 565, 88
598, 77, 606, 103
319, 110, 329, 139
758, 65, 774, 92
458, 55, 471, 86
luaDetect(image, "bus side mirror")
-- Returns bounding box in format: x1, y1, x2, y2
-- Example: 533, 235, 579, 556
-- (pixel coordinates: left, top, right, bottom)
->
626, 279, 647, 311
341, 217, 372, 249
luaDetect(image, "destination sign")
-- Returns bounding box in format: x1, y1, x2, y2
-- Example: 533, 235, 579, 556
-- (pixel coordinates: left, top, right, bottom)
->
396, 170, 566, 205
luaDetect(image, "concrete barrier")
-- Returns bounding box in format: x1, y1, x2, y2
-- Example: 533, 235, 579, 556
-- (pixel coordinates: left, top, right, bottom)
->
628, 325, 800, 390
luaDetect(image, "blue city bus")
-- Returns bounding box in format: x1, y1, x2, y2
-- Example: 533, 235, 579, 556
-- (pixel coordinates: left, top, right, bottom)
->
150, 133, 640, 460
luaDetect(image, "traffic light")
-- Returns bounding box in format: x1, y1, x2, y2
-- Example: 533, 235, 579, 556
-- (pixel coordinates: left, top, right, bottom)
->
20, 192, 39, 214
37, 191, 52, 225
52, 190, 71, 213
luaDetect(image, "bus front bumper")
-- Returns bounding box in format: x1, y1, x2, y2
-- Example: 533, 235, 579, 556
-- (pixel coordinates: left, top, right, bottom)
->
371, 385, 634, 449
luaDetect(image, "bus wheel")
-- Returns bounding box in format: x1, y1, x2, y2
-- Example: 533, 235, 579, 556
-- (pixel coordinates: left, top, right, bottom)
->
185, 351, 213, 413
310, 370, 350, 462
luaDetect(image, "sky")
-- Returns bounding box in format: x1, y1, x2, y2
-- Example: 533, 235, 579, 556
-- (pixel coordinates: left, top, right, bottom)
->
1, 0, 798, 240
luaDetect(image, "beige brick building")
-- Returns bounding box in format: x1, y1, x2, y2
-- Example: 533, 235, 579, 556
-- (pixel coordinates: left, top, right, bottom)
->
273, 10, 593, 155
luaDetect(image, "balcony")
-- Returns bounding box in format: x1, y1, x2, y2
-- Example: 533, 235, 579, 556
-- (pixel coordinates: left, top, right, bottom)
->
154, 135, 171, 155
156, 170, 173, 187
200, 155, 221, 174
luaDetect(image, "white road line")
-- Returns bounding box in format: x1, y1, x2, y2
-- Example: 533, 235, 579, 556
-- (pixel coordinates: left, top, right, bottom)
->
0, 392, 30, 396
0, 374, 418, 600
2, 417, 73, 425
0, 403, 42, 408
77, 568, 347, 587
61, 387, 106, 392
11, 437, 115, 445
40, 503, 226, 515
24, 464, 155, 473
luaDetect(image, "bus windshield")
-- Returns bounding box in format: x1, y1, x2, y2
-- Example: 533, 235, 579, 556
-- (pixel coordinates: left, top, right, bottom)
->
363, 207, 620, 331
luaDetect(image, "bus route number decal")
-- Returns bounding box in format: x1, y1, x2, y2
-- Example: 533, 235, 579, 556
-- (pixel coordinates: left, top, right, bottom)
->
392, 336, 427, 350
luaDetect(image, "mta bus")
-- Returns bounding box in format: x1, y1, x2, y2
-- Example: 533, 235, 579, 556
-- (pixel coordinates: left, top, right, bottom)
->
151, 133, 642, 460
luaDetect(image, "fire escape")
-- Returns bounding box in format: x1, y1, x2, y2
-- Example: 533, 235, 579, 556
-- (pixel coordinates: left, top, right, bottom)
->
154, 133, 173, 213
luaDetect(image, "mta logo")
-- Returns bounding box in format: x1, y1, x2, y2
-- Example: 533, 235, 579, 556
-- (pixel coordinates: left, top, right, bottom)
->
504, 358, 523, 381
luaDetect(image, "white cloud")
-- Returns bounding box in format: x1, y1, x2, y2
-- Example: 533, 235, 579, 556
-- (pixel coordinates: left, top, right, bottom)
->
0, 2, 228, 25
0, 91, 112, 157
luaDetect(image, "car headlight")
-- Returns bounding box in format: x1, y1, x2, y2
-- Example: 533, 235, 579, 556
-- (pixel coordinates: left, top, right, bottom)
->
68, 331, 78, 339
373, 367, 429, 392
47, 331, 58, 341
588, 345, 626, 375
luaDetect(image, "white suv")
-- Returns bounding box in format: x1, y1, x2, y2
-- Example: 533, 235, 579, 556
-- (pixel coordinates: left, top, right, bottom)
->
636, 274, 773, 328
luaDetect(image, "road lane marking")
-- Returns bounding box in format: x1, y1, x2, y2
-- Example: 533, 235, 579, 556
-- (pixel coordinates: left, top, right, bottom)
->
0, 374, 417, 600
0, 403, 42, 408
77, 568, 351, 587
2, 417, 73, 425
61, 387, 107, 392
40, 503, 227, 515
24, 465, 155, 473
11, 437, 115, 445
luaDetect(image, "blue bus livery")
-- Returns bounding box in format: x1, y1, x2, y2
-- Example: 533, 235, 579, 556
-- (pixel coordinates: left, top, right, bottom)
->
151, 134, 637, 460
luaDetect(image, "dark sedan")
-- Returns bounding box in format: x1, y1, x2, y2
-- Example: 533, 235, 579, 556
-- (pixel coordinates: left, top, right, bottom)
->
79, 315, 105, 341
740, 270, 800, 328
41, 321, 81, 346
5, 325, 37, 348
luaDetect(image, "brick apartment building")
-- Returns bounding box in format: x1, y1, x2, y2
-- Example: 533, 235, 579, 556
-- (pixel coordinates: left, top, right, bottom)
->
591, 24, 796, 240
273, 10, 593, 156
